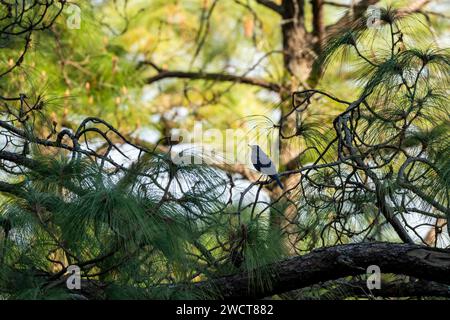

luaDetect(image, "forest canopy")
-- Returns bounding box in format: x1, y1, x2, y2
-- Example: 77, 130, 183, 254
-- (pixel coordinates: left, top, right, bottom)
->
0, 0, 449, 300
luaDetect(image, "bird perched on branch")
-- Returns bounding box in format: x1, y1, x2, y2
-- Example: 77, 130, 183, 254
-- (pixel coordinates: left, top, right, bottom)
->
249, 144, 284, 189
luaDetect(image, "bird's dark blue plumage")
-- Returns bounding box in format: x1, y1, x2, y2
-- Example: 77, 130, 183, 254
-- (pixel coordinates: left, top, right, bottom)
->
250, 145, 284, 189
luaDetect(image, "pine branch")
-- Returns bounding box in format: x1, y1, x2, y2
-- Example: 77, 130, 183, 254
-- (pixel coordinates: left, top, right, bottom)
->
323, 1, 352, 9
146, 69, 281, 92
255, 0, 284, 15
312, 0, 325, 52
191, 242, 450, 298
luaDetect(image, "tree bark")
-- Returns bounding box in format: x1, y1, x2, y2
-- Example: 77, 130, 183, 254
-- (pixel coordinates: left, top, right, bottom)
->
312, 0, 325, 54
49, 242, 450, 299
297, 277, 450, 299
192, 242, 450, 298
281, 0, 315, 83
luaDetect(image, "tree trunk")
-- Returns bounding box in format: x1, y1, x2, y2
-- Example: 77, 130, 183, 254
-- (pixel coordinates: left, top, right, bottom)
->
281, 0, 315, 84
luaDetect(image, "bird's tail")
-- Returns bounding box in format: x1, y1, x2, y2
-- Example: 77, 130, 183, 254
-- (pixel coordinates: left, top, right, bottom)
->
270, 175, 284, 189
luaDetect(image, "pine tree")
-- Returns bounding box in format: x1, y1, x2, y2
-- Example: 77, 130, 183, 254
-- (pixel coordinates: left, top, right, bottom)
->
0, 1, 448, 300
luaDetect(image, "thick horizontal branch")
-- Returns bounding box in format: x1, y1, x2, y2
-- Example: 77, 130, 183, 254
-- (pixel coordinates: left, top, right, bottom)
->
146, 70, 281, 92
302, 277, 450, 299
0, 181, 25, 197
192, 242, 450, 298
0, 150, 40, 170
